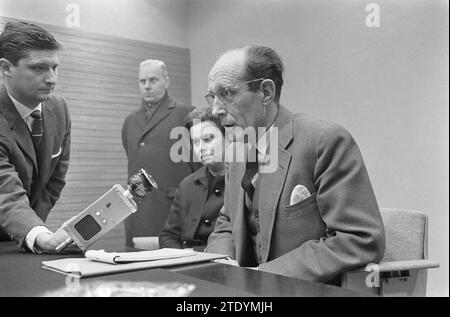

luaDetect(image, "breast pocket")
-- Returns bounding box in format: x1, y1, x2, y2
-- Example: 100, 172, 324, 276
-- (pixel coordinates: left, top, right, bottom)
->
283, 193, 318, 219
278, 193, 325, 246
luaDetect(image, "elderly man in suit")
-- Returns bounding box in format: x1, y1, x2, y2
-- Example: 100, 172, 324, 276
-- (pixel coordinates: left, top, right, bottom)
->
122, 59, 196, 247
205, 45, 385, 284
0, 21, 71, 253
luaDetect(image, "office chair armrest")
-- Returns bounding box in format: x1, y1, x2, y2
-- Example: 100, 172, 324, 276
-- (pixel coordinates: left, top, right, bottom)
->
376, 259, 440, 272
348, 259, 440, 273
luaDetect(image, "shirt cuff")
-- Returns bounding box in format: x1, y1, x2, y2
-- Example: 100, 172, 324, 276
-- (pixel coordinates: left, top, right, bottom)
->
25, 226, 52, 253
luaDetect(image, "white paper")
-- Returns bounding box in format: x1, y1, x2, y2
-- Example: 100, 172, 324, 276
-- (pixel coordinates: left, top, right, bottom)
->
41, 251, 228, 278
85, 248, 197, 264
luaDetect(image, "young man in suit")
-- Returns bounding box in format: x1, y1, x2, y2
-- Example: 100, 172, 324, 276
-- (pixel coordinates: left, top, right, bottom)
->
122, 59, 196, 247
0, 21, 71, 253
205, 45, 385, 284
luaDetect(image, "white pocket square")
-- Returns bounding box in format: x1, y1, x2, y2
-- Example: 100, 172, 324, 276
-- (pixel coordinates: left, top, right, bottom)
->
290, 185, 311, 205
51, 147, 62, 159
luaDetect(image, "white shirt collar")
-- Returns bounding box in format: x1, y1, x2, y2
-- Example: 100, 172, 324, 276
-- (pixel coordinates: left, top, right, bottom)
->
7, 91, 42, 119
255, 125, 274, 159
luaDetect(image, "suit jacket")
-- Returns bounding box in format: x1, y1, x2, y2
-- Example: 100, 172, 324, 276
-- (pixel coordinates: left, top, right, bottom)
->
159, 166, 224, 251
206, 105, 385, 283
122, 94, 196, 246
0, 85, 71, 247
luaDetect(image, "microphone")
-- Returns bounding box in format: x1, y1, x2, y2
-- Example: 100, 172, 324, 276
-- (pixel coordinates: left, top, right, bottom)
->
58, 169, 158, 252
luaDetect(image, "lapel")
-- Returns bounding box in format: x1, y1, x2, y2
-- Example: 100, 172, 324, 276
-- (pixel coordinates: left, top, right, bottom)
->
257, 105, 294, 263
135, 104, 147, 131
139, 94, 175, 139
0, 85, 37, 171
186, 166, 209, 240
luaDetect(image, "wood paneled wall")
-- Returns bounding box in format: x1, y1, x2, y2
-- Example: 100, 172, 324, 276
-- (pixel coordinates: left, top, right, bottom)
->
0, 17, 191, 248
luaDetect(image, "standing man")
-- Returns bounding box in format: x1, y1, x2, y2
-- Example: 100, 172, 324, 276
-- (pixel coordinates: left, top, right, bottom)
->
122, 59, 195, 247
205, 46, 385, 284
0, 22, 71, 253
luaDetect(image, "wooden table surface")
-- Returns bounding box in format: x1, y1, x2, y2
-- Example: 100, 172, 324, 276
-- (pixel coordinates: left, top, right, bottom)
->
0, 241, 368, 297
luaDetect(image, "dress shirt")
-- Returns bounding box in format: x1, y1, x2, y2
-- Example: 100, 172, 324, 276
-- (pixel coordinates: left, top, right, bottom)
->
7, 92, 42, 131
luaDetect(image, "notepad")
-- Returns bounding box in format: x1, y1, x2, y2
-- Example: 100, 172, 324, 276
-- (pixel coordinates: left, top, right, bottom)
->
41, 250, 228, 278
85, 248, 197, 264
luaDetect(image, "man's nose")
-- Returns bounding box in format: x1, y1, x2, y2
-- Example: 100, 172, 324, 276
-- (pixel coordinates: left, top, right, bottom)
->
211, 103, 226, 119
44, 68, 57, 84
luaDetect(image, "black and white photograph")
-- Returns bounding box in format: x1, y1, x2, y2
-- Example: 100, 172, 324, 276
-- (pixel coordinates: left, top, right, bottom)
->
0, 0, 448, 299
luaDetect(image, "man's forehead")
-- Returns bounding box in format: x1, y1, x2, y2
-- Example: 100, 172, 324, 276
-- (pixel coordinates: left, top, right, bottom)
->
208, 50, 246, 88
139, 63, 165, 77
21, 49, 59, 64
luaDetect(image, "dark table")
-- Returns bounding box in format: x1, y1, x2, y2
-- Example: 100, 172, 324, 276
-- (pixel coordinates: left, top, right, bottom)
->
0, 241, 367, 297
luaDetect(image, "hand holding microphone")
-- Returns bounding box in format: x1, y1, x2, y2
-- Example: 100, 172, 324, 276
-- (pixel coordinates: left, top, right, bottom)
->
35, 217, 76, 254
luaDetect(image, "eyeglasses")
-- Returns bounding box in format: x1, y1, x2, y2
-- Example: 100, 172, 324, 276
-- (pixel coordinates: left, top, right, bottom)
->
204, 78, 265, 107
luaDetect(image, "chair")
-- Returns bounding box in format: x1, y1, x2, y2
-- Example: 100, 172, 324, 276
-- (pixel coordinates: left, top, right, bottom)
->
132, 237, 160, 250
341, 208, 439, 296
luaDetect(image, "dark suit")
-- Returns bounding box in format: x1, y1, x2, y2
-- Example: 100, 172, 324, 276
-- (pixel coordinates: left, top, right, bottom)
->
159, 166, 224, 251
0, 85, 71, 247
122, 94, 195, 246
206, 105, 385, 283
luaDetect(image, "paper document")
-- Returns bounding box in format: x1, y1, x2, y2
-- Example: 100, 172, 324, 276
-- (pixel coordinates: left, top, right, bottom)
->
85, 248, 197, 264
41, 251, 228, 278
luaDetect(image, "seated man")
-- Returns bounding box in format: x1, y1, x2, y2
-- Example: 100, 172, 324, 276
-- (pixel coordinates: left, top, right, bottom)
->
205, 45, 385, 284
159, 108, 226, 251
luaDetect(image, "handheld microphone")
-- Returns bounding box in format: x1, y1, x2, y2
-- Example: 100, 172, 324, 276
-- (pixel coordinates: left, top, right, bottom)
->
58, 169, 158, 252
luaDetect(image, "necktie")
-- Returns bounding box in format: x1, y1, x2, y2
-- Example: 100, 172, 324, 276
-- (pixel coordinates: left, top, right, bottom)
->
30, 110, 43, 156
241, 160, 258, 201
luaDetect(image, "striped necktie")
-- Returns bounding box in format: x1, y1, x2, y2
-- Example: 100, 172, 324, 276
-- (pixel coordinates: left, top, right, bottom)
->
30, 110, 44, 155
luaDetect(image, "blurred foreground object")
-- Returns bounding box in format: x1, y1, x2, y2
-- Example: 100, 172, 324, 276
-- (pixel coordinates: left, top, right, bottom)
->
42, 281, 194, 297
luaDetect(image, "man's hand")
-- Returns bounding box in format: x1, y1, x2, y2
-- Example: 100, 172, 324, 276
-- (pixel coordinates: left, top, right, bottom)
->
34, 226, 72, 254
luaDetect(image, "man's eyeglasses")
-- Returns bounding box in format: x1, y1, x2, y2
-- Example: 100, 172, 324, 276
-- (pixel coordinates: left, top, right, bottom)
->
205, 78, 265, 107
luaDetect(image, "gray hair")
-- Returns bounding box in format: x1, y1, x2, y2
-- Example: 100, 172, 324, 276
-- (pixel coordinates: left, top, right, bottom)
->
139, 59, 169, 78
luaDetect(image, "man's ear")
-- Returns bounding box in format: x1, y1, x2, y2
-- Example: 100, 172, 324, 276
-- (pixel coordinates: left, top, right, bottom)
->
0, 58, 13, 77
165, 76, 170, 89
261, 79, 276, 106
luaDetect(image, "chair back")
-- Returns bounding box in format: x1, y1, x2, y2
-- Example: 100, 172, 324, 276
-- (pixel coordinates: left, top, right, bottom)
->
380, 208, 428, 262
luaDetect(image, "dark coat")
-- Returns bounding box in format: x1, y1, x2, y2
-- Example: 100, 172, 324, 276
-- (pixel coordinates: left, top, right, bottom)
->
0, 85, 71, 247
121, 94, 196, 246
206, 105, 385, 283
159, 166, 224, 251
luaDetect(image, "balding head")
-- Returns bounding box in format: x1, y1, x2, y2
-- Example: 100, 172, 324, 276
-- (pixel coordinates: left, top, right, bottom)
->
206, 46, 280, 142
